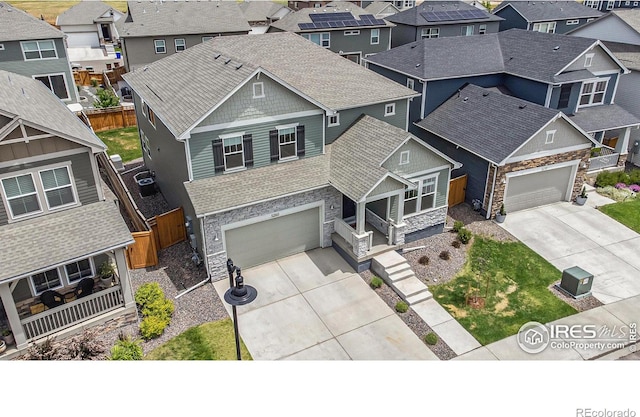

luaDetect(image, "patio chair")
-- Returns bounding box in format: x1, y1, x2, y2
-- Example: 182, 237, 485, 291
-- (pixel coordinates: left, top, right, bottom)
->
74, 278, 94, 299
40, 290, 65, 309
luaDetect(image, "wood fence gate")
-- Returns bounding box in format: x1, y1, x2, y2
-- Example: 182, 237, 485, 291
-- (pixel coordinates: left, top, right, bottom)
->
448, 175, 467, 207
126, 231, 158, 269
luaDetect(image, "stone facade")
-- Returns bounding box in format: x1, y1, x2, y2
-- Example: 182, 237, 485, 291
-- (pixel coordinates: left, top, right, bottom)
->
618, 154, 628, 167
488, 149, 590, 217
483, 164, 497, 210
203, 186, 342, 280
403, 206, 448, 234
392, 222, 406, 245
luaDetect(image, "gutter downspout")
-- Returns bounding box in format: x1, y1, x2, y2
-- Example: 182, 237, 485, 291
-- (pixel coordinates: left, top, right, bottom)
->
486, 164, 498, 220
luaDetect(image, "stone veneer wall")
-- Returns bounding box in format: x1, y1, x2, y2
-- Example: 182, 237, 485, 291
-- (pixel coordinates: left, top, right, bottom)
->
403, 206, 447, 234
488, 149, 590, 217
203, 186, 342, 280
618, 154, 628, 167
483, 165, 497, 211
365, 208, 389, 235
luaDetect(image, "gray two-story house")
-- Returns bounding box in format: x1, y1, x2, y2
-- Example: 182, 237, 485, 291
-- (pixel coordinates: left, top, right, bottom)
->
492, 1, 603, 34
124, 32, 460, 277
268, 1, 393, 64
0, 2, 78, 103
385, 0, 503, 48
583, 0, 640, 12
0, 70, 135, 357
116, 0, 250, 71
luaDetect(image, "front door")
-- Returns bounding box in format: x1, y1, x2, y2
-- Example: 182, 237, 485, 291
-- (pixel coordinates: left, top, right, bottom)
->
101, 24, 111, 41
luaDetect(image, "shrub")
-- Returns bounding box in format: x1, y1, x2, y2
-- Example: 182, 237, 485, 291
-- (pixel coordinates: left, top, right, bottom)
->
452, 220, 464, 233
418, 255, 430, 265
140, 315, 170, 340
65, 329, 105, 360
90, 78, 99, 87
439, 250, 451, 260
597, 186, 637, 202
395, 301, 409, 313
457, 228, 472, 244
22, 337, 61, 360
370, 276, 383, 289
141, 298, 174, 322
629, 170, 640, 185
629, 184, 640, 193
109, 334, 143, 360
94, 88, 120, 108
135, 282, 164, 309
596, 170, 630, 188
451, 240, 461, 248
424, 332, 438, 345
615, 182, 627, 189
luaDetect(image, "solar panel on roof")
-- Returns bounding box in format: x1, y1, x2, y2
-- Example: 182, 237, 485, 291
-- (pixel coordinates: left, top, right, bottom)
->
421, 8, 487, 22
309, 12, 354, 22
298, 23, 315, 30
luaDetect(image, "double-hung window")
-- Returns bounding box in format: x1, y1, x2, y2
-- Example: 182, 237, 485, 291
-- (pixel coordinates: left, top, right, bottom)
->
141, 131, 152, 159
175, 38, 186, 52
154, 39, 166, 54
579, 79, 608, 107
1, 173, 41, 218
385, 102, 395, 116
21, 40, 57, 60
371, 28, 380, 44
222, 135, 245, 171
479, 24, 487, 34
421, 27, 439, 39
328, 114, 340, 127
278, 126, 297, 159
303, 33, 330, 48
461, 25, 474, 36
404, 175, 437, 216
65, 259, 94, 283
34, 74, 69, 100
584, 53, 594, 67
32, 268, 62, 294
533, 22, 556, 33
40, 167, 75, 210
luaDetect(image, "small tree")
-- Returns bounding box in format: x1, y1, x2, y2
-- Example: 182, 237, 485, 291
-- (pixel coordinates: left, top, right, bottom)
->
94, 88, 120, 108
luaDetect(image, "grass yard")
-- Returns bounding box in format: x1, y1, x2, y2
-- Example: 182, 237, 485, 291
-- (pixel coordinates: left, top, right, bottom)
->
145, 319, 252, 360
96, 127, 142, 163
430, 237, 577, 345
7, 1, 128, 25
599, 198, 640, 234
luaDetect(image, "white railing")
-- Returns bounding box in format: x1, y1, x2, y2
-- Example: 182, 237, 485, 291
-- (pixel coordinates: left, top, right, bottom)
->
334, 217, 357, 248
21, 286, 124, 341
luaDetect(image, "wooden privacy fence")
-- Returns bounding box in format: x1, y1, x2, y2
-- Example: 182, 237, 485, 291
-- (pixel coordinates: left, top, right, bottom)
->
105, 66, 127, 85
127, 231, 159, 269
127, 208, 187, 269
448, 174, 467, 207
73, 70, 103, 86
85, 107, 137, 132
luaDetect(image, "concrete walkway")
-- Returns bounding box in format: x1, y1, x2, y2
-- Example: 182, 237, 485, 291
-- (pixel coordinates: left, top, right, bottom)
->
213, 248, 438, 360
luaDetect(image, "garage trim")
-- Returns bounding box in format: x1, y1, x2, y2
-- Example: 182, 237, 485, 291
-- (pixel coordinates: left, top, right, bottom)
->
504, 159, 580, 204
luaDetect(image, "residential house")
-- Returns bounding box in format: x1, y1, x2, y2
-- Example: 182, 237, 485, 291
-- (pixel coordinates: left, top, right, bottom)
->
365, 29, 640, 215
583, 0, 640, 12
492, 1, 603, 34
364, 1, 400, 18
239, 0, 292, 35
361, 1, 415, 11
0, 2, 78, 103
386, 0, 502, 48
123, 32, 462, 277
289, 1, 364, 11
55, 0, 125, 72
268, 1, 394, 64
116, 0, 251, 71
0, 70, 135, 356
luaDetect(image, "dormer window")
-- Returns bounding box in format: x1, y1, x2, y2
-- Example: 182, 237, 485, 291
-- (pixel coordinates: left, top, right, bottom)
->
584, 53, 594, 68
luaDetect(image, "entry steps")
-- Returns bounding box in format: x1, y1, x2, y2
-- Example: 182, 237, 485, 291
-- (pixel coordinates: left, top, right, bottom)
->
371, 251, 432, 305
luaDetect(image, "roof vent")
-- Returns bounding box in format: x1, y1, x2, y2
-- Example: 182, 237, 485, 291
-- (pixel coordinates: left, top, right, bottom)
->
224, 58, 231, 64
236, 63, 243, 70
143, 66, 149, 71
462, 97, 469, 102
411, 44, 416, 49
214, 53, 221, 59
519, 104, 527, 109
553, 46, 560, 51
482, 92, 489, 97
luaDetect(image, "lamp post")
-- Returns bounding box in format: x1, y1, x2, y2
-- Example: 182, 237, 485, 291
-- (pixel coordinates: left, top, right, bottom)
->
226, 258, 236, 288
223, 268, 257, 360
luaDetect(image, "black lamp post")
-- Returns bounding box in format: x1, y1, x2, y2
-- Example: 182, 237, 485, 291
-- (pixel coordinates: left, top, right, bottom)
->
223, 266, 257, 360
226, 258, 236, 288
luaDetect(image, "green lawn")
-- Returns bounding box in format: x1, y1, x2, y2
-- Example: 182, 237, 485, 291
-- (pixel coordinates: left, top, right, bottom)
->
430, 237, 577, 345
96, 127, 142, 163
599, 199, 640, 234
144, 319, 252, 360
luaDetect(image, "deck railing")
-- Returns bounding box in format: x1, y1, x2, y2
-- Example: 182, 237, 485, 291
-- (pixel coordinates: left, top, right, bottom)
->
21, 286, 124, 341
334, 217, 358, 248
589, 145, 620, 171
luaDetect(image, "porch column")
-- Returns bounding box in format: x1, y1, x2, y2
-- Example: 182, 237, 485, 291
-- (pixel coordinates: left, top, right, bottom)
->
355, 201, 366, 235
394, 190, 404, 224
615, 127, 631, 155
114, 248, 135, 309
0, 283, 27, 349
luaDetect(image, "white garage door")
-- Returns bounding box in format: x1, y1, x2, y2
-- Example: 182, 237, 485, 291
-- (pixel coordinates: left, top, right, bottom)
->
224, 207, 321, 269
67, 32, 100, 48
504, 165, 574, 212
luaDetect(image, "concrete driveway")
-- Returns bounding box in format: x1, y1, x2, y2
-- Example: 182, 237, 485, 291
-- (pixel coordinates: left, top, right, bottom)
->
213, 248, 437, 360
500, 202, 640, 304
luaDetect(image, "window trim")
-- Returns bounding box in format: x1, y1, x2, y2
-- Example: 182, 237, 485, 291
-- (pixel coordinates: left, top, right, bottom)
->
344, 30, 360, 36
533, 21, 556, 33
578, 78, 609, 108
0, 44, 4, 51
276, 123, 299, 162
0, 172, 42, 220
399, 150, 410, 165
29, 268, 63, 296
220, 132, 246, 172
403, 173, 439, 217
384, 102, 396, 116
154, 39, 166, 54
64, 258, 95, 284
253, 82, 265, 99
607, 0, 615, 10
174, 38, 186, 52
202, 36, 214, 42
303, 32, 330, 48
584, 53, 595, 68
144, 103, 156, 127
141, 130, 152, 159
566, 19, 580, 25
478, 24, 487, 34
327, 114, 340, 127
545, 130, 556, 144
421, 27, 439, 39
38, 166, 78, 212
371, 28, 380, 45
407, 78, 414, 90
32, 72, 71, 101
20, 40, 58, 61
461, 25, 474, 36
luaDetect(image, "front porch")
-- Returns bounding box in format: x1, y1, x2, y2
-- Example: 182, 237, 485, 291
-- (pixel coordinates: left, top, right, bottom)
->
332, 220, 398, 271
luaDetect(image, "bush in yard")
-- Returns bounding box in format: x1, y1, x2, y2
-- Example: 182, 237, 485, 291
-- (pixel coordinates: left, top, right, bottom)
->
370, 276, 384, 289
457, 228, 472, 244
93, 88, 120, 108
451, 240, 461, 248
424, 332, 438, 345
595, 170, 636, 188
395, 301, 409, 313
597, 186, 637, 202
109, 334, 143, 360
418, 255, 430, 265
452, 220, 464, 233
141, 298, 174, 322
140, 315, 170, 340
135, 282, 164, 309
439, 250, 451, 260
629, 184, 640, 193
629, 170, 640, 185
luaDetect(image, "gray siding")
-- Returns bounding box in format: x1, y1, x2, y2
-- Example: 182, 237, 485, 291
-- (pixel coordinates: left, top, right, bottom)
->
369, 176, 405, 196
616, 71, 640, 118
422, 74, 505, 118
367, 63, 423, 123
511, 118, 591, 158
495, 6, 528, 31
549, 82, 581, 115
326, 100, 408, 143
327, 27, 392, 59
503, 75, 548, 106
390, 22, 500, 47
383, 139, 451, 177
569, 15, 640, 45
554, 18, 597, 35
189, 114, 324, 180
0, 136, 83, 163
389, 23, 419, 48
564, 46, 619, 73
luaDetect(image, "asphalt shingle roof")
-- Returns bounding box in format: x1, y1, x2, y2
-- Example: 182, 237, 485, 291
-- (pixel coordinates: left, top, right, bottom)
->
0, 70, 106, 151
417, 84, 560, 165
0, 2, 63, 42
0, 201, 134, 282
117, 0, 250, 38
613, 9, 640, 31
604, 41, 640, 71
364, 1, 399, 17
569, 104, 640, 132
239, 0, 288, 22
386, 0, 502, 26
366, 29, 601, 83
123, 32, 417, 138
56, 1, 119, 26
493, 1, 603, 22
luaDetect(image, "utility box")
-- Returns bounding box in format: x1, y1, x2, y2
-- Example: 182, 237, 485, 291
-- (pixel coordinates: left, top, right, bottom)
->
110, 154, 125, 172
559, 266, 593, 298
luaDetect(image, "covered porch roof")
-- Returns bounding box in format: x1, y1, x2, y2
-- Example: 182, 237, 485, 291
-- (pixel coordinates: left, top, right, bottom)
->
569, 104, 640, 132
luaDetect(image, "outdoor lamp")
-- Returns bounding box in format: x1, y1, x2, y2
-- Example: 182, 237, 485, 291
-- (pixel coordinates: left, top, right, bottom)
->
223, 269, 257, 360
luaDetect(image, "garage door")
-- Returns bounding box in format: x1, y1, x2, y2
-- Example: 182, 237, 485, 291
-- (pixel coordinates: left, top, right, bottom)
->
67, 32, 100, 48
224, 207, 321, 269
504, 165, 574, 212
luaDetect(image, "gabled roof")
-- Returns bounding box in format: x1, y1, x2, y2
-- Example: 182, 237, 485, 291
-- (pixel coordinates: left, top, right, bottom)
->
0, 70, 106, 151
117, 0, 250, 38
613, 9, 640, 32
239, 0, 290, 22
270, 1, 393, 32
364, 1, 400, 17
569, 104, 640, 132
0, 2, 64, 42
416, 84, 573, 165
386, 0, 502, 27
56, 1, 123, 26
366, 29, 619, 83
603, 41, 640, 71
123, 32, 417, 139
493, 1, 602, 22
0, 201, 134, 283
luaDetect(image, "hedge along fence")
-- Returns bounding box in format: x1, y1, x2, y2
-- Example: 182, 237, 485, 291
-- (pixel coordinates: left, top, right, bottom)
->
134, 283, 174, 340
85, 106, 137, 132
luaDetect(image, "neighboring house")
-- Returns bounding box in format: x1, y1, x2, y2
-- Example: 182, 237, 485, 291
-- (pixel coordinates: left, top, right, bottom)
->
55, 0, 125, 72
0, 70, 135, 356
365, 29, 640, 213
416, 84, 596, 218
268, 1, 393, 64
116, 0, 251, 71
239, 0, 292, 35
364, 1, 400, 18
385, 0, 503, 48
289, 1, 364, 10
361, 1, 415, 11
122, 32, 463, 277
583, 0, 640, 12
0, 2, 78, 103
492, 1, 603, 34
